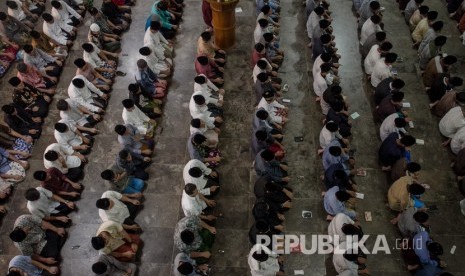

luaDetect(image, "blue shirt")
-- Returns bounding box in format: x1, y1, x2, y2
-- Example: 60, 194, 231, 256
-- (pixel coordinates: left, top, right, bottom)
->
0, 147, 11, 174
322, 140, 349, 171
9, 255, 42, 276
413, 231, 438, 267
323, 186, 356, 219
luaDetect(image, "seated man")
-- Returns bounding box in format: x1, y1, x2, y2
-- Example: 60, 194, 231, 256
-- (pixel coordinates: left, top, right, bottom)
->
191, 118, 220, 148
9, 214, 65, 266
41, 12, 74, 47
251, 128, 284, 159
115, 124, 154, 157
183, 159, 219, 196
51, 0, 82, 28
43, 143, 85, 182
23, 44, 63, 79
197, 31, 226, 67
25, 186, 75, 222
187, 133, 222, 166
2, 104, 42, 140
128, 83, 162, 119
151, 1, 178, 39
88, 23, 121, 53
193, 75, 225, 107
91, 220, 141, 262
9, 76, 51, 118
54, 121, 93, 155
0, 146, 27, 183
91, 254, 137, 276
174, 216, 216, 264
82, 42, 117, 80
397, 207, 429, 238
257, 90, 288, 125
135, 59, 167, 99
173, 252, 210, 276
96, 190, 142, 232
412, 231, 446, 270
68, 76, 108, 114
143, 21, 174, 61
8, 255, 59, 276
116, 149, 150, 180
323, 186, 356, 220
371, 52, 398, 88
252, 198, 285, 233
252, 108, 283, 142
30, 29, 68, 59
100, 0, 130, 31
376, 91, 405, 122
74, 58, 112, 92
57, 98, 102, 129
328, 213, 360, 242
16, 62, 56, 95
33, 168, 82, 200
319, 121, 347, 151
378, 134, 416, 171
322, 140, 352, 173
333, 243, 369, 275
122, 99, 157, 138
254, 149, 289, 184
88, 7, 125, 36
248, 244, 284, 276
138, 46, 171, 78
255, 180, 293, 213
379, 113, 408, 141
101, 165, 145, 194
388, 181, 426, 213
253, 59, 281, 90
189, 94, 223, 127
194, 55, 224, 87
0, 12, 32, 46
439, 105, 465, 146
423, 55, 457, 89
6, 0, 37, 29
374, 78, 405, 107
181, 183, 217, 217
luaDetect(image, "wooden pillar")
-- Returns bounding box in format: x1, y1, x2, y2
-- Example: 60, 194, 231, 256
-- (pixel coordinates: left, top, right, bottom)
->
207, 0, 239, 49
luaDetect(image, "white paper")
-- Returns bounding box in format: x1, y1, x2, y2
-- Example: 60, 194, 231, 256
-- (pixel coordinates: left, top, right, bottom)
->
302, 210, 312, 218
355, 192, 364, 199
409, 121, 414, 128
416, 139, 425, 145
350, 112, 360, 119
451, 245, 456, 254
282, 98, 291, 103
235, 7, 243, 13
402, 102, 411, 108
294, 270, 305, 275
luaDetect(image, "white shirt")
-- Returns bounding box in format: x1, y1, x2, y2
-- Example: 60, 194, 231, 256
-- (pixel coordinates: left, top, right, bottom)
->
189, 100, 215, 125
138, 43, 167, 74
379, 113, 406, 141
54, 119, 83, 153
333, 241, 359, 276
312, 55, 325, 78
364, 44, 381, 75
27, 187, 61, 219
122, 106, 150, 135
254, 24, 266, 44
440, 106, 465, 138
60, 98, 88, 126
248, 244, 280, 276
194, 74, 219, 93
307, 11, 322, 39
43, 20, 68, 46
51, 1, 79, 33
98, 191, 130, 224
313, 73, 328, 97
257, 97, 285, 124
319, 126, 342, 149
328, 213, 355, 243
68, 75, 103, 112
451, 126, 465, 154
8, 0, 26, 21
181, 191, 206, 217
360, 19, 381, 45
182, 159, 212, 195
83, 42, 103, 68
371, 59, 391, 87
143, 29, 167, 60
43, 143, 81, 173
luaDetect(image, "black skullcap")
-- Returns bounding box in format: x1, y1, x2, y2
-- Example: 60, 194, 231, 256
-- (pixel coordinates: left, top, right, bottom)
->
8, 77, 21, 87
406, 162, 421, 173
91, 236, 105, 250
122, 99, 135, 108
427, 11, 438, 21
408, 183, 425, 195
193, 94, 206, 105
73, 58, 86, 68
95, 198, 111, 209
139, 46, 151, 56
443, 55, 457, 65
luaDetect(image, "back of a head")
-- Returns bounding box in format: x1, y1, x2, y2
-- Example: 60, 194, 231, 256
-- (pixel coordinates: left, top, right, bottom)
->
319, 19, 330, 29
139, 46, 151, 56
56, 99, 69, 111
2, 104, 15, 115
391, 91, 404, 102
434, 35, 447, 47
379, 41, 393, 52
400, 135, 416, 147
320, 34, 332, 44
72, 78, 85, 88
261, 5, 271, 14
7, 1, 18, 9
384, 52, 398, 64
197, 55, 209, 65
51, 0, 61, 9
394, 117, 407, 128
419, 5, 430, 15
252, 251, 269, 262
432, 21, 444, 32
54, 122, 68, 133
413, 211, 429, 224
320, 62, 332, 73
258, 18, 269, 28
89, 7, 98, 15
392, 78, 405, 89
427, 10, 438, 21
192, 133, 206, 145
42, 13, 53, 22
427, 242, 443, 256
371, 14, 381, 24
369, 1, 380, 10
188, 167, 203, 178
91, 236, 105, 250
200, 31, 212, 41
321, 52, 332, 62
450, 77, 463, 87
341, 223, 360, 236
0, 12, 7, 21
406, 162, 421, 173
92, 262, 108, 275
190, 118, 201, 128
118, 149, 130, 160
137, 59, 147, 68
96, 198, 111, 210
335, 190, 351, 202
44, 150, 59, 161
122, 99, 135, 109
82, 42, 94, 52
256, 109, 269, 120
33, 170, 47, 181
257, 59, 268, 69
23, 44, 33, 54
150, 20, 161, 31
375, 31, 386, 42
255, 129, 268, 141
257, 72, 268, 82
325, 121, 339, 132
193, 94, 206, 105
25, 188, 40, 201
177, 262, 194, 275
180, 229, 195, 244
100, 169, 115, 181
329, 146, 342, 156
73, 58, 86, 68
255, 43, 265, 52
9, 228, 27, 243
7, 271, 22, 276
260, 149, 275, 161
194, 75, 206, 84
184, 183, 197, 195
8, 76, 21, 87
263, 32, 273, 42
443, 55, 458, 66
314, 6, 325, 15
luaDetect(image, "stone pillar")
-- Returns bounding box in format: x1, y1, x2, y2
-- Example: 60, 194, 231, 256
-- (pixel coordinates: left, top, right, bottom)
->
207, 0, 239, 49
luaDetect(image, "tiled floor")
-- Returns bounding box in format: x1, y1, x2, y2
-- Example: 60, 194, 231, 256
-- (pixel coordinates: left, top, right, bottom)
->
0, 0, 465, 275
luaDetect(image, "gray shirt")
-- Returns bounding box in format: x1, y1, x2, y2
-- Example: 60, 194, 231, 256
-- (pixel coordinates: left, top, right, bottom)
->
94, 254, 137, 276
173, 253, 201, 276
